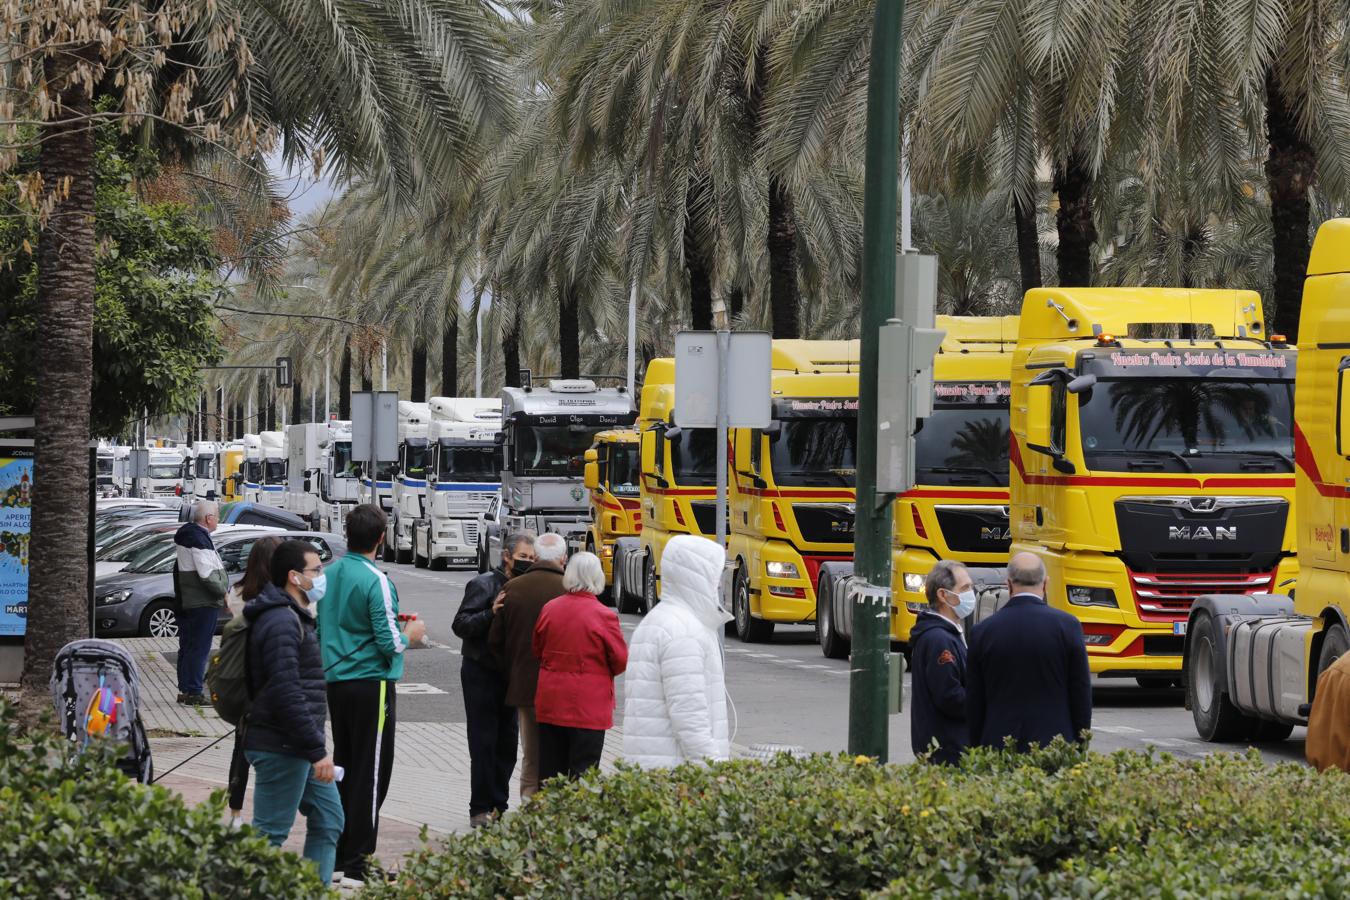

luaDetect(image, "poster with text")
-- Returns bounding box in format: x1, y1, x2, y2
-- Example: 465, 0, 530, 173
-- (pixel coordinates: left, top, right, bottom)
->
0, 449, 33, 636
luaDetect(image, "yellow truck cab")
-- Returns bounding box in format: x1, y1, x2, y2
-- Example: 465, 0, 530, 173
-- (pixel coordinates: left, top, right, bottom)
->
218, 444, 245, 502
1183, 218, 1350, 742
727, 340, 859, 642
815, 316, 1017, 658
576, 429, 641, 594
611, 358, 721, 614
1011, 288, 1298, 686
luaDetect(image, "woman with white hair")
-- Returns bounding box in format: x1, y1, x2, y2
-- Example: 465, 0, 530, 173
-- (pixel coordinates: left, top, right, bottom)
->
531, 551, 628, 782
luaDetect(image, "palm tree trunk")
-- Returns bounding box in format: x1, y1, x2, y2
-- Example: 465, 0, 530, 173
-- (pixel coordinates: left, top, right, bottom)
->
768, 178, 801, 338
290, 377, 303, 424
685, 180, 714, 331
360, 349, 373, 392
441, 311, 459, 396
410, 338, 427, 402
503, 302, 522, 388
559, 283, 581, 379
339, 340, 353, 419
1052, 153, 1097, 287
1013, 194, 1043, 293
21, 85, 97, 696
1266, 69, 1314, 342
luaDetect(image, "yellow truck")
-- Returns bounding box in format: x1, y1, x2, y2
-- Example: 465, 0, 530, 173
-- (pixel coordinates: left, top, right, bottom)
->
726, 340, 859, 642
815, 316, 1018, 658
217, 443, 245, 502
611, 358, 720, 613
1010, 287, 1297, 686
1183, 218, 1350, 741
576, 429, 642, 600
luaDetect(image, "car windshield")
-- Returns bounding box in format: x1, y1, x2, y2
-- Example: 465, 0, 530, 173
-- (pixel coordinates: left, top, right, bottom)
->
332, 442, 355, 477
512, 424, 609, 477
97, 530, 167, 561
769, 417, 857, 487
915, 383, 1010, 487
263, 460, 286, 483
124, 541, 177, 574
670, 429, 717, 487
146, 465, 182, 479
1078, 377, 1294, 471
438, 444, 499, 482
605, 444, 640, 495
403, 444, 431, 479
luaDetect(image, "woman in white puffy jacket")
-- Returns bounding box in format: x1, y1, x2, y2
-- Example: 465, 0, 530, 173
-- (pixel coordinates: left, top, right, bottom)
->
622, 535, 732, 768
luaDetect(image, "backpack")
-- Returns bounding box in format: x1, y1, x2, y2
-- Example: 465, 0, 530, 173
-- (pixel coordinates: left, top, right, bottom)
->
207, 612, 252, 725
50, 639, 153, 783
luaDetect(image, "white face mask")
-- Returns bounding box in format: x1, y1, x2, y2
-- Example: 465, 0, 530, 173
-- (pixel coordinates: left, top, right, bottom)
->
947, 589, 977, 620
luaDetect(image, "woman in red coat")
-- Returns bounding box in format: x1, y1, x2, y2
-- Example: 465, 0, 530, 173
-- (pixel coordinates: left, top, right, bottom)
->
532, 551, 628, 782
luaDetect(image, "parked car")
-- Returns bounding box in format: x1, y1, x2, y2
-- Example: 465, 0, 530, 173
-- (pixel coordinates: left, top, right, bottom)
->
93, 528, 347, 638
95, 525, 180, 578
93, 515, 178, 555
173, 500, 310, 531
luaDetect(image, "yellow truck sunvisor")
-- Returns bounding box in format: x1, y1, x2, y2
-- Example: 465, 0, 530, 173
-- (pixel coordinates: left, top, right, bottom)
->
1020, 288, 1265, 342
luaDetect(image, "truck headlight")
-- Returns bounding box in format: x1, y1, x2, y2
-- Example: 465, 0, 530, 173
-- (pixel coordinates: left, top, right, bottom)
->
765, 561, 799, 579
902, 572, 924, 594
1067, 585, 1118, 608
97, 590, 132, 607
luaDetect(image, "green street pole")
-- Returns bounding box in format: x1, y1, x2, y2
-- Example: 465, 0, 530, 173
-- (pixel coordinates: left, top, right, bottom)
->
848, 0, 903, 760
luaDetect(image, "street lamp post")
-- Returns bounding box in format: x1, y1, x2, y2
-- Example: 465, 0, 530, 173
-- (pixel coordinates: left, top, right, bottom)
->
849, 0, 905, 761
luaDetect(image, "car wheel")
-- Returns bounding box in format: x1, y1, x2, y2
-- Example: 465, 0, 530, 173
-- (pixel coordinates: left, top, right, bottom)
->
1186, 611, 1256, 742
643, 558, 658, 614
734, 566, 774, 643
140, 601, 179, 638
817, 575, 849, 660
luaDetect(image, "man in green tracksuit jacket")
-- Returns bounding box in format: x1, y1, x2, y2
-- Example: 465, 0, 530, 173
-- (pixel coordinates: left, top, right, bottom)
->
318, 503, 425, 884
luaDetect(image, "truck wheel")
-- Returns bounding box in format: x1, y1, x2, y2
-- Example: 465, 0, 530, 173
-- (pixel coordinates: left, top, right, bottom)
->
1317, 623, 1348, 679
382, 536, 396, 563
817, 575, 849, 660
429, 554, 447, 572
476, 542, 487, 574
414, 545, 428, 568
1187, 610, 1256, 742
643, 559, 658, 613
734, 567, 774, 643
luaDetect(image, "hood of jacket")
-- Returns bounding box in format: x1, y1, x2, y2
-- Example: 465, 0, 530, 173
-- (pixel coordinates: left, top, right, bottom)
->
244, 582, 308, 622
911, 608, 960, 641
657, 535, 731, 631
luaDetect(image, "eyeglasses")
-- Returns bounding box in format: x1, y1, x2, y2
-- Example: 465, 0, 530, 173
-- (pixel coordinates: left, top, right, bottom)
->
300, 565, 323, 575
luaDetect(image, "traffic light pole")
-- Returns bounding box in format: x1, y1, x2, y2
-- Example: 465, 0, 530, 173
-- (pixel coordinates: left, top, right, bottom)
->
849, 0, 904, 761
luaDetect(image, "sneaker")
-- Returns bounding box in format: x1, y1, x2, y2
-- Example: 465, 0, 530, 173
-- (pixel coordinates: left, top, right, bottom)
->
175, 693, 188, 704
469, 813, 493, 828
228, 815, 243, 830
179, 693, 209, 706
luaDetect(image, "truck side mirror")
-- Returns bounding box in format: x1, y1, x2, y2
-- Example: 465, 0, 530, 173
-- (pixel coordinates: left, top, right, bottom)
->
584, 461, 599, 491
1025, 383, 1053, 454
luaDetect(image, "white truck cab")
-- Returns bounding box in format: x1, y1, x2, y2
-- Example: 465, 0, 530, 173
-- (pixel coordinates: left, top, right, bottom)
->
143, 446, 190, 500
257, 431, 287, 508
316, 420, 360, 533
190, 441, 222, 501
411, 398, 501, 570
385, 402, 432, 564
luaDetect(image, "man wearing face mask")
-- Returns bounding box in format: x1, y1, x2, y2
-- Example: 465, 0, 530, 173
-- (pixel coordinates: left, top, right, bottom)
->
909, 561, 975, 765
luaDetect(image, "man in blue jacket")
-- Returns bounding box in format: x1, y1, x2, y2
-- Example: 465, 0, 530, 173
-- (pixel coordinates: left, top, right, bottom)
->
909, 560, 973, 765
967, 552, 1092, 751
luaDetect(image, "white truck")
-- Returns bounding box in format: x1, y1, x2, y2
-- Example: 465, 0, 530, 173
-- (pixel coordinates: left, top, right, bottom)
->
285, 423, 327, 527
384, 402, 432, 564
313, 420, 360, 533
190, 441, 223, 501
479, 379, 635, 567
95, 443, 117, 497
143, 446, 189, 500
411, 398, 501, 570
256, 431, 288, 508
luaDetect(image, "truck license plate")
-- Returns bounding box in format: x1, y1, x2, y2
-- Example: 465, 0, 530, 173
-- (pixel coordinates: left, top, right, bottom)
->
1173, 621, 1187, 636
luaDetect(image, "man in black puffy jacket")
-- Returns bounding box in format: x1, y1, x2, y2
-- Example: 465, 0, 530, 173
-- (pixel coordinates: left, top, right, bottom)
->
452, 531, 535, 827
243, 539, 344, 885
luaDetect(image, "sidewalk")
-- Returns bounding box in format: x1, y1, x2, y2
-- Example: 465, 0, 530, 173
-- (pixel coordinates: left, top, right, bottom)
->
124, 637, 710, 867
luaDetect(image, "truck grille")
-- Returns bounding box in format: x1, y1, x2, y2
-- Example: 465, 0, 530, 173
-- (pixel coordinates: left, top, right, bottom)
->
463, 522, 478, 545
792, 503, 856, 545
689, 502, 717, 535
1127, 570, 1275, 620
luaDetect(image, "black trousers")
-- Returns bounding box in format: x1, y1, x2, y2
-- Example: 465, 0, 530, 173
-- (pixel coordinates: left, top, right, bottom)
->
461, 656, 518, 816
228, 729, 250, 811
328, 679, 397, 880
537, 723, 605, 783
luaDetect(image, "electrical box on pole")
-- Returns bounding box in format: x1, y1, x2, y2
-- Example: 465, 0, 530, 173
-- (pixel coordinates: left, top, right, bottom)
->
275, 357, 293, 389
350, 391, 399, 464
876, 253, 944, 494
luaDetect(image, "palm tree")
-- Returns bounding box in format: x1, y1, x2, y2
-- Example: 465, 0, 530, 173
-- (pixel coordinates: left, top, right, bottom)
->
5, 0, 512, 698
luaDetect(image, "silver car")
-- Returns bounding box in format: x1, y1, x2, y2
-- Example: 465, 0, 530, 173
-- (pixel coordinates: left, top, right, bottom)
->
93, 528, 347, 638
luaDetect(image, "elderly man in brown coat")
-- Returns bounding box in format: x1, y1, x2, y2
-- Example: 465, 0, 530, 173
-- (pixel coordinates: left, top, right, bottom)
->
488, 531, 567, 799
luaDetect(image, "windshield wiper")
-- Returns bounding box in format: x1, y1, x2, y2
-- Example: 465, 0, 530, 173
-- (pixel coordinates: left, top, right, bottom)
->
787, 470, 854, 486
1094, 449, 1193, 472
920, 465, 1003, 483
1203, 449, 1294, 468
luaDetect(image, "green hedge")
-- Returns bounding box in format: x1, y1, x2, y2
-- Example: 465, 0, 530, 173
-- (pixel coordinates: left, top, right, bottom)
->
0, 702, 325, 898
361, 742, 1350, 899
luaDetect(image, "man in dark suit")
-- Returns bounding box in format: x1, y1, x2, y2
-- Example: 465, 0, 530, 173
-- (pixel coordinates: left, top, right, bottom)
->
966, 552, 1092, 751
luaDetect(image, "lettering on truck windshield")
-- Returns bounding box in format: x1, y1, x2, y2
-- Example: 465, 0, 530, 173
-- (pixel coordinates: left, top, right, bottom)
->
916, 382, 1010, 487
1076, 349, 1295, 473
768, 399, 858, 488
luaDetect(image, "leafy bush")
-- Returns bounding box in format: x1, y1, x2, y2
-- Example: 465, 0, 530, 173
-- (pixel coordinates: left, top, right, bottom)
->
0, 702, 325, 898
361, 742, 1350, 899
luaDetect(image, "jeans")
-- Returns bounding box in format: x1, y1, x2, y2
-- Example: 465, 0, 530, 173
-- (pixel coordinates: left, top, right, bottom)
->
246, 750, 345, 885
175, 606, 218, 696
461, 656, 518, 817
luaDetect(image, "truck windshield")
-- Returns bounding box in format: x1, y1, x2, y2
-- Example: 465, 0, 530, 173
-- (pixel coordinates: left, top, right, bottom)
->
244, 461, 261, 483
403, 444, 431, 480
97, 457, 114, 476
194, 457, 213, 478
915, 383, 1010, 487
513, 425, 606, 477
146, 465, 182, 479
1078, 377, 1294, 471
605, 445, 640, 495
263, 460, 286, 483
438, 445, 499, 482
670, 429, 717, 487
332, 442, 355, 477
769, 417, 857, 487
